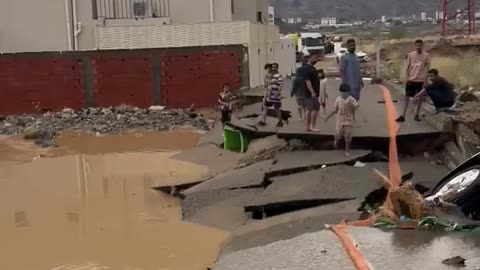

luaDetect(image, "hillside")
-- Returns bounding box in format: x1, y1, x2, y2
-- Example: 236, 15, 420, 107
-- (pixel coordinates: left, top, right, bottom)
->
271, 0, 445, 21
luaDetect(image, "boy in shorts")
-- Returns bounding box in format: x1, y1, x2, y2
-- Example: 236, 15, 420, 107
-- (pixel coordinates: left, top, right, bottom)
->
325, 83, 359, 156
396, 39, 430, 122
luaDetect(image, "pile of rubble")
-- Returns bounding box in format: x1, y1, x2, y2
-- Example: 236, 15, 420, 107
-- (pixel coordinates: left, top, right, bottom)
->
0, 105, 211, 147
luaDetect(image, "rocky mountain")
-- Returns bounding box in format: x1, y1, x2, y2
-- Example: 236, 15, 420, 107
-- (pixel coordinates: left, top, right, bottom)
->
270, 0, 445, 21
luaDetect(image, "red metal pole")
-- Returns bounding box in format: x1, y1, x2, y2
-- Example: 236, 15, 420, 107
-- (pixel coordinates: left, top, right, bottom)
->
469, 0, 475, 34
442, 0, 448, 36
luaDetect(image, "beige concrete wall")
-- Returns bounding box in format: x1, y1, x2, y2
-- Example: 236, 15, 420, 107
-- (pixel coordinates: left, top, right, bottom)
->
97, 21, 250, 50
232, 0, 268, 23
213, 0, 233, 22
275, 38, 296, 76
169, 0, 231, 24
0, 0, 69, 53
75, 0, 97, 51
232, 0, 255, 22
0, 0, 255, 52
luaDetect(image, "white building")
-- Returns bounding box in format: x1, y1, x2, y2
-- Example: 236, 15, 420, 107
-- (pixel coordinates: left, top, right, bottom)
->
321, 17, 337, 26
0, 0, 272, 52
421, 12, 427, 21
268, 6, 275, 25
0, 0, 296, 88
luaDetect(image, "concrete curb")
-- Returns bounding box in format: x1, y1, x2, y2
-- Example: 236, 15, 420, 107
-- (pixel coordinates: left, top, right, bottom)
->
383, 80, 475, 169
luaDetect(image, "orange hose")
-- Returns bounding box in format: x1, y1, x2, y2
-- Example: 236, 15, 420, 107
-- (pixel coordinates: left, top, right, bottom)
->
329, 86, 402, 270
380, 85, 402, 207
330, 225, 371, 270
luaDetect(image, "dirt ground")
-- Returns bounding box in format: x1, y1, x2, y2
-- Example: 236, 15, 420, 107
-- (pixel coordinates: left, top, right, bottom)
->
0, 129, 229, 270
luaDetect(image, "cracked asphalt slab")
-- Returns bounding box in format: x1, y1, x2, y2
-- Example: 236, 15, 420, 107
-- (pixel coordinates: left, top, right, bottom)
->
183, 160, 273, 194
268, 150, 372, 175
211, 230, 357, 270
181, 155, 450, 232
183, 150, 371, 194
347, 226, 480, 270
220, 199, 363, 256
245, 165, 378, 211
212, 226, 480, 270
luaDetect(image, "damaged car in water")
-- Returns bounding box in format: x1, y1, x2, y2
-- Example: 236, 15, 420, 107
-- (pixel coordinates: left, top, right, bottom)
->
427, 152, 480, 220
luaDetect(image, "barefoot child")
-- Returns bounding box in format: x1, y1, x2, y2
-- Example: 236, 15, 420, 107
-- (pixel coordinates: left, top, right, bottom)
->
325, 83, 359, 156
318, 69, 328, 116
218, 84, 234, 127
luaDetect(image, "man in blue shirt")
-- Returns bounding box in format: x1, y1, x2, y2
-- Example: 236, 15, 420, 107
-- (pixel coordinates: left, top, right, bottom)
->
339, 39, 364, 101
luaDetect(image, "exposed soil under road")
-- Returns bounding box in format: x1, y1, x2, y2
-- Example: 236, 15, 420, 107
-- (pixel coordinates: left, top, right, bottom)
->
0, 129, 229, 270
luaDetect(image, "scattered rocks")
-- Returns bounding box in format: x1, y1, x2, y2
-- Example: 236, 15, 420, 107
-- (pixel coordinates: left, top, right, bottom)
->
0, 105, 211, 147
442, 256, 466, 266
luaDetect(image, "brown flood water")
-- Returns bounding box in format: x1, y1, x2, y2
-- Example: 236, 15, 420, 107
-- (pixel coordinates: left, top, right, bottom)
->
0, 130, 229, 270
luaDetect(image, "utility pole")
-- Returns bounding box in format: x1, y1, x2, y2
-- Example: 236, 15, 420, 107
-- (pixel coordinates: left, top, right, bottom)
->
376, 40, 381, 78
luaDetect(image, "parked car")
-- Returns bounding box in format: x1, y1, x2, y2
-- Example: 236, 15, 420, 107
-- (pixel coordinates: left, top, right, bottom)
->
336, 48, 368, 63
333, 36, 342, 42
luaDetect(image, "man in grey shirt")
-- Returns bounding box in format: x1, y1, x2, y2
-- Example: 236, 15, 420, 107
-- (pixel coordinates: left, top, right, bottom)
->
339, 39, 364, 101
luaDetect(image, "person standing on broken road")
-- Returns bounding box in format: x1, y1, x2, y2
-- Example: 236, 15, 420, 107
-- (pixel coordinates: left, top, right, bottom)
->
339, 38, 364, 101
339, 38, 363, 126
396, 39, 430, 122
325, 83, 359, 157
301, 55, 321, 132
259, 63, 284, 127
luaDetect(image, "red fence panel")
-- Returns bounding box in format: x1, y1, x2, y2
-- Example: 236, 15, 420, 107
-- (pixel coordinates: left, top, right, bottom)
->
91, 54, 153, 108
0, 57, 83, 114
160, 49, 240, 108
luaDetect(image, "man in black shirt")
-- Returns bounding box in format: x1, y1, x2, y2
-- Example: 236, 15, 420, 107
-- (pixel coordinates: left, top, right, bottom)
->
298, 55, 321, 131
413, 69, 455, 111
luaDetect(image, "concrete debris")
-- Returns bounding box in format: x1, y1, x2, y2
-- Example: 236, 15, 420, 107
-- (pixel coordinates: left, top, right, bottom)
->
238, 136, 288, 166
0, 105, 210, 147
286, 138, 310, 151
389, 182, 427, 220
442, 256, 466, 266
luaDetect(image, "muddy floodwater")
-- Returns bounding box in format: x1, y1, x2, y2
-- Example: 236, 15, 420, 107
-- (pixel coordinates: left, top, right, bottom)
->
0, 130, 229, 270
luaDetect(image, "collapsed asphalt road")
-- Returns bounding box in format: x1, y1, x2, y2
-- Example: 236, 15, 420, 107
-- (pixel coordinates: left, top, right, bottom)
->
157, 77, 480, 269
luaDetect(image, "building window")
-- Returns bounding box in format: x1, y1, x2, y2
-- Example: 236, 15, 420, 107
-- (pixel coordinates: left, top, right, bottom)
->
231, 0, 234, 14
93, 0, 170, 19
257, 11, 263, 23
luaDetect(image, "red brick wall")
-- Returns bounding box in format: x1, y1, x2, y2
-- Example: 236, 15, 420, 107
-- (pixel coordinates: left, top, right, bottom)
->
160, 49, 240, 108
0, 57, 83, 114
92, 54, 153, 108
0, 46, 242, 115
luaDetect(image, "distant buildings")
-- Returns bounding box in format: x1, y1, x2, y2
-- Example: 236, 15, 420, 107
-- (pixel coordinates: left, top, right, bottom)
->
435, 10, 444, 20
321, 17, 337, 26
421, 12, 427, 21
285, 17, 302, 24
